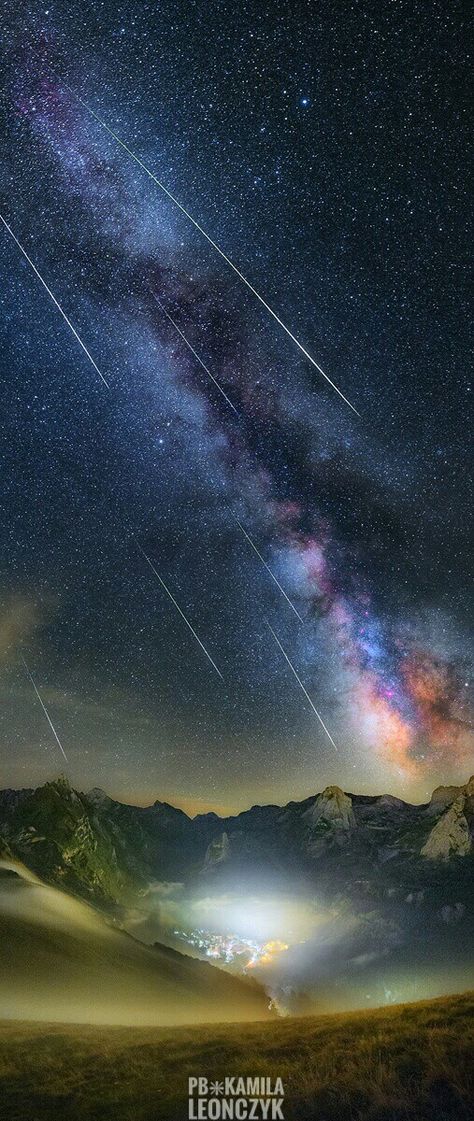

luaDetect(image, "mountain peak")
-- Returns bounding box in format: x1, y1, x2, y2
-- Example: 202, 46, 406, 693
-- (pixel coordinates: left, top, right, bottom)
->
43, 774, 74, 798
304, 786, 355, 858
322, 784, 345, 798
51, 773, 71, 789
429, 776, 474, 815
422, 795, 472, 861
87, 788, 111, 805
152, 800, 189, 821
314, 786, 355, 828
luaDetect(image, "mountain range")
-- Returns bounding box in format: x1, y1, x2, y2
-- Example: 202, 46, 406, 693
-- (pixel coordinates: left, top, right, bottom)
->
0, 774, 473, 903
1, 774, 473, 1013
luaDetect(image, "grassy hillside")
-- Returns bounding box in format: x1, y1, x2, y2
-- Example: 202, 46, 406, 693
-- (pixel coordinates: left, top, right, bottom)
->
0, 992, 472, 1121
0, 861, 270, 1027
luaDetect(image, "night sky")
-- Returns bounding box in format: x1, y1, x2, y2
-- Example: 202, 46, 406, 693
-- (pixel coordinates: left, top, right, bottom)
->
0, 1, 472, 813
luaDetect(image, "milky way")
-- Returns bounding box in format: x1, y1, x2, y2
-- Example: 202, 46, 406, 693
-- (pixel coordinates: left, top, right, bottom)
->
0, 2, 471, 810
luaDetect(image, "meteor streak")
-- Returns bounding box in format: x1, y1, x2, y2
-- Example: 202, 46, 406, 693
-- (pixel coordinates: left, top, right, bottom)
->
57, 80, 359, 415
20, 654, 69, 762
266, 622, 338, 751
136, 542, 224, 680
237, 521, 304, 622
0, 214, 109, 389
154, 296, 239, 415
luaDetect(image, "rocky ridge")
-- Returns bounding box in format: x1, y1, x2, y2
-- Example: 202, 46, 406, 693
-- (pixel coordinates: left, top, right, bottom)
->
0, 775, 472, 905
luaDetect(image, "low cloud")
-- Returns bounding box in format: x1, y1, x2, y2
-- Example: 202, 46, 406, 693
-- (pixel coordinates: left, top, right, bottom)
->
0, 595, 44, 663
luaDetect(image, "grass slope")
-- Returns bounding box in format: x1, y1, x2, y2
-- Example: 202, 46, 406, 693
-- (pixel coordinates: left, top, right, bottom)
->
0, 992, 472, 1121
0, 862, 269, 1027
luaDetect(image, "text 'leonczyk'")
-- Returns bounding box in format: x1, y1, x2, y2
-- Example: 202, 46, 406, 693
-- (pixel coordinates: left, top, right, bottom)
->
188, 1076, 285, 1119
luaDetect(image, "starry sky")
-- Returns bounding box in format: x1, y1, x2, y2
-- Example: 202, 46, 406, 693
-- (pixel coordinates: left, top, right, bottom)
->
0, 0, 472, 813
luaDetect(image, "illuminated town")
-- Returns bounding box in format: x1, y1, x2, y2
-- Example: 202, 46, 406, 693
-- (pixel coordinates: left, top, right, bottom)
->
171, 928, 289, 972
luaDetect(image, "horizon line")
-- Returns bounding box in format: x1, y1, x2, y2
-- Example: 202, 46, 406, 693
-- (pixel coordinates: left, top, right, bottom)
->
1, 771, 470, 819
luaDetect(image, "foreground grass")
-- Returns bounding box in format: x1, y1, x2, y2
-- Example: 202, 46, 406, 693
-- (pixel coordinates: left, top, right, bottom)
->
0, 992, 473, 1121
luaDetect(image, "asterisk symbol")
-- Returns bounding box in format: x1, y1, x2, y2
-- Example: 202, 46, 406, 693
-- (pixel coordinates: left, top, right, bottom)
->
210, 1081, 224, 1096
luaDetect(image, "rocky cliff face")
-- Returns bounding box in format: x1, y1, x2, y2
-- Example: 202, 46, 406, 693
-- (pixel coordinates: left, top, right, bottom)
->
427, 775, 474, 815
0, 776, 141, 904
422, 794, 472, 860
0, 775, 473, 909
203, 831, 231, 869
304, 786, 355, 856
307, 786, 355, 830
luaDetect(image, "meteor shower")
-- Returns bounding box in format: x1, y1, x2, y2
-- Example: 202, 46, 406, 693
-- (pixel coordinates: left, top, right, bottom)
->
0, 4, 472, 1120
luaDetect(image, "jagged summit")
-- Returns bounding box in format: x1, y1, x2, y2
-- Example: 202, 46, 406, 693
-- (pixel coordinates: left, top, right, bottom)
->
377, 794, 408, 809
0, 774, 472, 909
429, 776, 474, 813
152, 799, 189, 818
49, 773, 71, 790
38, 772, 474, 823
422, 778, 474, 861
87, 787, 111, 805
422, 796, 472, 861
303, 785, 356, 857
306, 785, 355, 829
